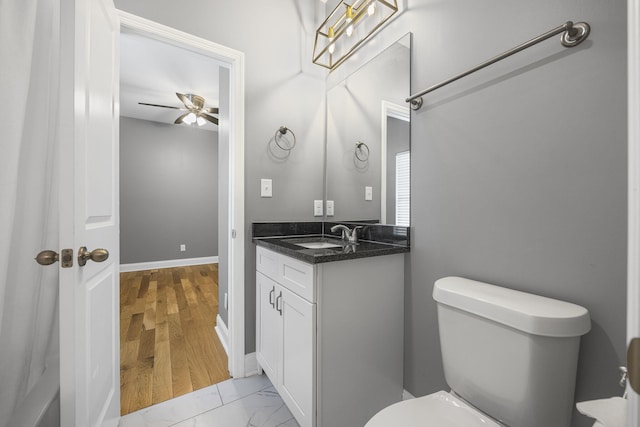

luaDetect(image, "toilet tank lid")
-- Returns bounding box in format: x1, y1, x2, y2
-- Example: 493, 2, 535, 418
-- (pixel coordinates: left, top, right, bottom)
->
433, 277, 591, 337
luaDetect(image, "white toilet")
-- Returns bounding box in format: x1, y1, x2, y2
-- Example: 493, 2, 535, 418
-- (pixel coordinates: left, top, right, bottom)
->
366, 276, 591, 427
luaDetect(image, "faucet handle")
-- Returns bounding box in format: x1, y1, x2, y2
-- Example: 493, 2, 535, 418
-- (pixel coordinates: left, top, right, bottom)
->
349, 226, 363, 243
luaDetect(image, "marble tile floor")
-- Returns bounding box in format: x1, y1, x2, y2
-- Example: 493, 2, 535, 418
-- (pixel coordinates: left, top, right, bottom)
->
119, 374, 300, 427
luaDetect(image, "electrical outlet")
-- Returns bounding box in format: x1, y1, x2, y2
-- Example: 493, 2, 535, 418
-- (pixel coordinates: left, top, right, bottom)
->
365, 186, 373, 201
180, 244, 186, 252
326, 200, 334, 216
314, 200, 323, 217
261, 179, 272, 197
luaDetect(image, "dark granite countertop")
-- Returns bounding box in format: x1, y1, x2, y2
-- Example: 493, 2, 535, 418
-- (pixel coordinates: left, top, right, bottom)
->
252, 222, 410, 264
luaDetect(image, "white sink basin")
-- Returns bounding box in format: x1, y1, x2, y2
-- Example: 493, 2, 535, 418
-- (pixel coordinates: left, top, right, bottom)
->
296, 241, 343, 249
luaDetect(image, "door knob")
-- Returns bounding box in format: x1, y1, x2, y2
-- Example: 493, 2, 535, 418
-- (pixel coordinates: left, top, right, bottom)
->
35, 249, 74, 267
35, 250, 59, 266
77, 246, 109, 266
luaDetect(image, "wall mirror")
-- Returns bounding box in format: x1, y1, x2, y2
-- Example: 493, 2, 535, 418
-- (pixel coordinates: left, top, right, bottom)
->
325, 33, 411, 225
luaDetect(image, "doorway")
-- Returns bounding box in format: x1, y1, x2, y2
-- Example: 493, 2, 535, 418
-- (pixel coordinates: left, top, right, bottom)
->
117, 9, 246, 414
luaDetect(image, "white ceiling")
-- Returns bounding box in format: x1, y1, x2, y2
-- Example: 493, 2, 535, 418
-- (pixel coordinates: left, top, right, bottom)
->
119, 31, 223, 132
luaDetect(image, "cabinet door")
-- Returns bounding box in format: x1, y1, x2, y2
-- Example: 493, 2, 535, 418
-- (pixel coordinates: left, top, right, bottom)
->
279, 286, 316, 427
256, 272, 281, 382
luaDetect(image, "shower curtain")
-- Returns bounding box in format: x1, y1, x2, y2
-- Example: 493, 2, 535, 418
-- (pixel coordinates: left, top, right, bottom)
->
0, 0, 61, 425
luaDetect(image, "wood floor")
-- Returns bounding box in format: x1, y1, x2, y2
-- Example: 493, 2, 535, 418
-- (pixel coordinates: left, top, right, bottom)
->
120, 264, 230, 415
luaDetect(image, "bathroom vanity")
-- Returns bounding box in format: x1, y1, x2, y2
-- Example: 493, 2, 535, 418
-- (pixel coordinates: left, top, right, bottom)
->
253, 222, 408, 427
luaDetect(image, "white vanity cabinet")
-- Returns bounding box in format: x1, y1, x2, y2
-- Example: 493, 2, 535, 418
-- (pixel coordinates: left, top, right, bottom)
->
255, 244, 405, 427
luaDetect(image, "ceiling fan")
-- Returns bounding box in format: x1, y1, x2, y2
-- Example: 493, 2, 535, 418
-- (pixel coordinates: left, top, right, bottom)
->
139, 92, 219, 126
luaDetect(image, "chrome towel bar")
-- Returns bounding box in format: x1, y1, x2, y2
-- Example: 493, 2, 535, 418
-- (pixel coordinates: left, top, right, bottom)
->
406, 21, 590, 110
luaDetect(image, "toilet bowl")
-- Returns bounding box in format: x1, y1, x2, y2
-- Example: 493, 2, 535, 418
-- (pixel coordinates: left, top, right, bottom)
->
365, 276, 591, 427
365, 391, 502, 427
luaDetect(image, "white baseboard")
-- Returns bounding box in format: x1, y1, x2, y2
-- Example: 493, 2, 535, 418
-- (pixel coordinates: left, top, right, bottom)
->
215, 318, 260, 378
120, 256, 218, 272
215, 314, 229, 356
244, 352, 261, 377
402, 389, 415, 400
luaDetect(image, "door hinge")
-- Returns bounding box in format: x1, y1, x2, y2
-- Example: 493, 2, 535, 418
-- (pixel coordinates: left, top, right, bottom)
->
629, 337, 640, 394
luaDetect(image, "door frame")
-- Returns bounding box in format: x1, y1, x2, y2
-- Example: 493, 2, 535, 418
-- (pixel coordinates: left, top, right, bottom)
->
117, 11, 246, 378
380, 100, 410, 224
629, 0, 640, 424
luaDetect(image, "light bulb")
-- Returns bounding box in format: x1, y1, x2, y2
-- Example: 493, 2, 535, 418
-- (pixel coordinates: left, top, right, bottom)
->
346, 24, 354, 37
182, 112, 197, 125
327, 26, 335, 53
367, 2, 376, 15
345, 5, 354, 23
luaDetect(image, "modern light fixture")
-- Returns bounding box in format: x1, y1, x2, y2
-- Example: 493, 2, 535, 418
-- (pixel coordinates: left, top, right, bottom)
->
313, 0, 398, 71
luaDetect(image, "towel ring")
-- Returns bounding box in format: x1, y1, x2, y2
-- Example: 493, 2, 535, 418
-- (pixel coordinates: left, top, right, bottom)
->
355, 141, 369, 162
274, 126, 296, 151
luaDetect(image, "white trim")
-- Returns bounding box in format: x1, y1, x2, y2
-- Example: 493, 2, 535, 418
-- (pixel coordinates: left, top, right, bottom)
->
402, 389, 416, 401
243, 352, 261, 377
629, 0, 640, 424
380, 100, 410, 224
117, 10, 246, 378
215, 314, 229, 355
120, 256, 219, 272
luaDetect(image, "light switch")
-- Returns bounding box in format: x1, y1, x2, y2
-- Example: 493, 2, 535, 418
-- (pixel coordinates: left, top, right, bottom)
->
261, 179, 272, 197
326, 200, 334, 216
314, 200, 323, 217
365, 186, 373, 201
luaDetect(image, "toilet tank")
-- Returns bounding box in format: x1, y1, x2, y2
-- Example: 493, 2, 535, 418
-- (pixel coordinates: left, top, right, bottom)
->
433, 277, 591, 427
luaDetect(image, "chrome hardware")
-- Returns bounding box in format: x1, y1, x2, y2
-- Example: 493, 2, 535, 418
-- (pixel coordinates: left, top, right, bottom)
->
269, 287, 275, 308
276, 292, 283, 316
628, 338, 640, 394
354, 142, 370, 162
77, 246, 109, 267
274, 126, 296, 151
330, 224, 363, 244
406, 20, 591, 110
619, 366, 628, 388
35, 249, 73, 268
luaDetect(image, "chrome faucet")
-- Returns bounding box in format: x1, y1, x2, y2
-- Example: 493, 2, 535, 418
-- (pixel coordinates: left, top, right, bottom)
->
330, 224, 362, 244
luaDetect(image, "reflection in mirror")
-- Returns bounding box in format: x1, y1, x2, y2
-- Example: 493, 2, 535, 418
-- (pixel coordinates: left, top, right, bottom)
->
325, 33, 410, 225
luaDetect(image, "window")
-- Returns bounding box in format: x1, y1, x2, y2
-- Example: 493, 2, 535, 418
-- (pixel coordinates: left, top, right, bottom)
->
395, 150, 410, 226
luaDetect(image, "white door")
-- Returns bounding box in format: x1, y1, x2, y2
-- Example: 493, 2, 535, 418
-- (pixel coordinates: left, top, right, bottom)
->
59, 0, 120, 426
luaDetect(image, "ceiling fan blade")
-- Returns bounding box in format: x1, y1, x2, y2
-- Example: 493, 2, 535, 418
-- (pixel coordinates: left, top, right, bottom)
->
204, 107, 219, 114
201, 113, 219, 125
138, 102, 181, 109
174, 112, 191, 124
176, 92, 194, 109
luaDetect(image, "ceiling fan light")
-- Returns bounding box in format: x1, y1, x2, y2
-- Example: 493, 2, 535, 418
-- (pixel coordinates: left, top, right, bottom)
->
196, 115, 207, 126
182, 112, 197, 125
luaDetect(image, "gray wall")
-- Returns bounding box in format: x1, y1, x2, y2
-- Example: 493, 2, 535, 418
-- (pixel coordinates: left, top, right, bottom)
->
115, 2, 628, 425
120, 116, 219, 264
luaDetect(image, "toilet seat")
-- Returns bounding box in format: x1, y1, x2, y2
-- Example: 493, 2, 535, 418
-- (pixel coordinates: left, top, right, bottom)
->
365, 391, 502, 427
